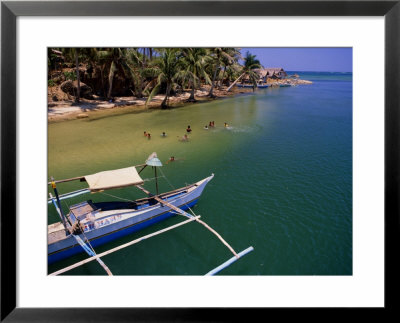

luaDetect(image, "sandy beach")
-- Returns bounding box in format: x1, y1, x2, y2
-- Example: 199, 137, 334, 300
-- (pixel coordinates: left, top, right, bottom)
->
47, 85, 255, 122
48, 79, 312, 123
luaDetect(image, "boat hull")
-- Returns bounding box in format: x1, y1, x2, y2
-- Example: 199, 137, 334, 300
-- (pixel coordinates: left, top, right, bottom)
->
48, 175, 213, 264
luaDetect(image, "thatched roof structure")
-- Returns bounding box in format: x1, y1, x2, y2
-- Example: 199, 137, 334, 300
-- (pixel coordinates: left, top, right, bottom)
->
255, 68, 287, 79
241, 67, 287, 84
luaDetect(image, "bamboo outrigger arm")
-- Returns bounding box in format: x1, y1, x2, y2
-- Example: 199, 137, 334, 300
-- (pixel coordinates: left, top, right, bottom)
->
136, 185, 239, 258
50, 216, 202, 276
50, 214, 254, 276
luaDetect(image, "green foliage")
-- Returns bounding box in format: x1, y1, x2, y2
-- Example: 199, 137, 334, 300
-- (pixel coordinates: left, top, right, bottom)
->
63, 71, 76, 81
47, 47, 256, 102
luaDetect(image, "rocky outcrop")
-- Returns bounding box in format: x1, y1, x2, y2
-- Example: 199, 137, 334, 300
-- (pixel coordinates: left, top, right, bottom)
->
60, 80, 93, 99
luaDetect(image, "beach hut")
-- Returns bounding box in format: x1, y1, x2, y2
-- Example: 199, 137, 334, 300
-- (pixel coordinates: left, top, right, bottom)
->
255, 68, 287, 82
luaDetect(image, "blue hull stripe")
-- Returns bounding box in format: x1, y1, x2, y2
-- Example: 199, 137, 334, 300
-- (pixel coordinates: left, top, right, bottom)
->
48, 199, 198, 264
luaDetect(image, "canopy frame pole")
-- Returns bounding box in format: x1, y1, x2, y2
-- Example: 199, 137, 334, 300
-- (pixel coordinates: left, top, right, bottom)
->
154, 167, 159, 195
136, 185, 239, 258
50, 216, 201, 276
137, 164, 148, 174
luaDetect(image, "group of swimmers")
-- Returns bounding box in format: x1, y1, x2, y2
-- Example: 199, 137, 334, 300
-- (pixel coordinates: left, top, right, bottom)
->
204, 121, 229, 129
143, 121, 230, 142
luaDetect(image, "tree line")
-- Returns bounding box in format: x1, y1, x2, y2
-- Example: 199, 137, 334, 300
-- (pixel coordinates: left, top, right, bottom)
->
48, 48, 262, 108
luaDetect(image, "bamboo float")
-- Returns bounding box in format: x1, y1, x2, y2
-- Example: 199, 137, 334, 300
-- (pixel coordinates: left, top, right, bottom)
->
205, 246, 254, 276
136, 185, 239, 258
49, 216, 201, 276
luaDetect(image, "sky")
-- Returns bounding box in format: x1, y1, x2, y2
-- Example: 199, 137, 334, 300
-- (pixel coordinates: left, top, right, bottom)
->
241, 48, 352, 72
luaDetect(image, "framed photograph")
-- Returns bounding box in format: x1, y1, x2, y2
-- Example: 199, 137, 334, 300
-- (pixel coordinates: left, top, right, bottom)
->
1, 0, 399, 320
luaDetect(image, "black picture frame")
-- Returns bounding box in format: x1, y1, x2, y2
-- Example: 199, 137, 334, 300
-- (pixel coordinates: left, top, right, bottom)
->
1, 0, 399, 321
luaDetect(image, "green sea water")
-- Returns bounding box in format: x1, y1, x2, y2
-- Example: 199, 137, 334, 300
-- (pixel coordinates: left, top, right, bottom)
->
48, 72, 352, 275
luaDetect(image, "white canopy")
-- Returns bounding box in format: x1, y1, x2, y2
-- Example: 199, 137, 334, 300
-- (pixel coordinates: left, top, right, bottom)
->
146, 152, 163, 167
84, 166, 144, 192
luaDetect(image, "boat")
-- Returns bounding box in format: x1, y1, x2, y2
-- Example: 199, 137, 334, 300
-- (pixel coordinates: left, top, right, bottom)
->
279, 83, 291, 87
48, 152, 253, 275
236, 83, 269, 88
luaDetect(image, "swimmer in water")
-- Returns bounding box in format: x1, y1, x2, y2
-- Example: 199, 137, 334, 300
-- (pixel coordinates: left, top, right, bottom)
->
147, 133, 151, 139
166, 156, 185, 164
179, 134, 189, 142
144, 131, 147, 137
186, 125, 192, 133
161, 132, 167, 137
204, 125, 208, 130
224, 122, 229, 127
166, 157, 173, 164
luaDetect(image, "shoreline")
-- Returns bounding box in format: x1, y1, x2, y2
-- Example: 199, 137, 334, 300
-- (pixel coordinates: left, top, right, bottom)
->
48, 79, 312, 123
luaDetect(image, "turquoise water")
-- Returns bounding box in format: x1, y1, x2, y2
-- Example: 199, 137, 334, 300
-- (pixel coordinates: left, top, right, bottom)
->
48, 72, 352, 275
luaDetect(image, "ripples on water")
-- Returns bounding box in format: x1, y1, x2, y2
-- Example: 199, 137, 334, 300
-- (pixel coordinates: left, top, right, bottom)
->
48, 72, 352, 275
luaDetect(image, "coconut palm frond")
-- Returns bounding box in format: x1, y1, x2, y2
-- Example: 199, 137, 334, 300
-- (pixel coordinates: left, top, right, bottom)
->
143, 78, 158, 93
145, 83, 161, 107
143, 67, 161, 78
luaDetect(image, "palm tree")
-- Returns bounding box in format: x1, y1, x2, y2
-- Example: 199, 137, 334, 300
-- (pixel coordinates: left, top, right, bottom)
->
207, 48, 237, 98
181, 48, 212, 102
145, 48, 182, 109
125, 48, 147, 98
47, 48, 64, 78
61, 48, 82, 102
75, 48, 81, 102
225, 62, 242, 88
218, 48, 242, 89
96, 48, 130, 99
227, 51, 262, 92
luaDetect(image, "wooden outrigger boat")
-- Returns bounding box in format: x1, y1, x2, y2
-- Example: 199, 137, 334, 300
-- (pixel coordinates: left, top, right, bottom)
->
48, 153, 253, 275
